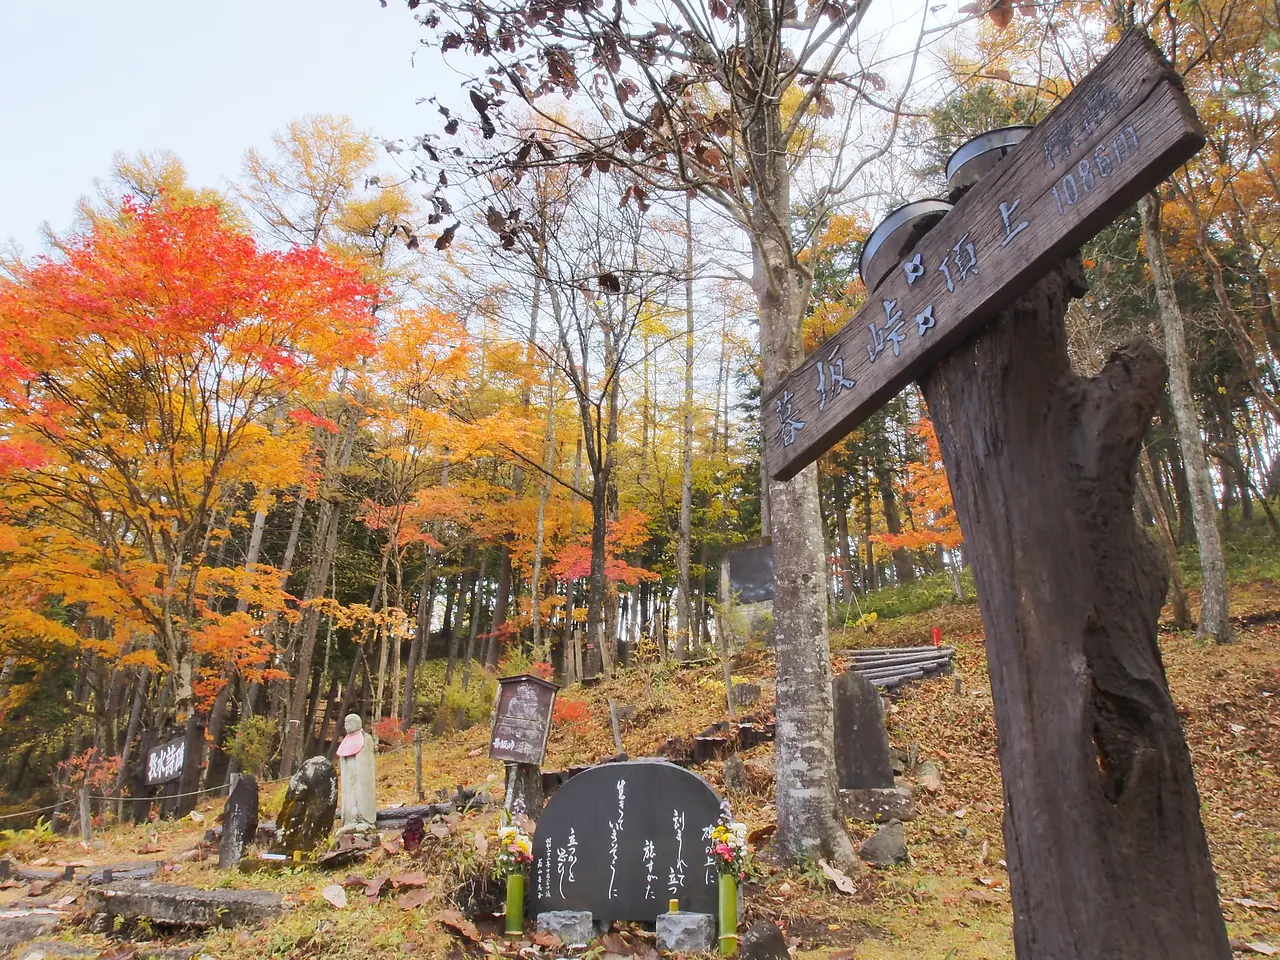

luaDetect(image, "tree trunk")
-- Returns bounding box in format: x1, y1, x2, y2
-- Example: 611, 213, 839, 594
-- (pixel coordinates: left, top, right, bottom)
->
462, 552, 489, 689
1140, 192, 1232, 642
486, 546, 512, 669
920, 256, 1229, 959
834, 476, 856, 601
875, 461, 915, 583
277, 495, 343, 777
745, 15, 851, 860
676, 195, 696, 660
1136, 455, 1193, 630
530, 375, 556, 662
400, 567, 435, 731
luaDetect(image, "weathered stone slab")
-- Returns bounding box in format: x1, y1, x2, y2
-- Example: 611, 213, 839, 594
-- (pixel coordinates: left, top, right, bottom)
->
84, 881, 284, 929
832, 672, 895, 790
0, 912, 61, 954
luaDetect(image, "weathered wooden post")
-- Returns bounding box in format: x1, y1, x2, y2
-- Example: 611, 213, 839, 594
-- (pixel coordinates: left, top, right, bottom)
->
78, 784, 91, 844
764, 30, 1229, 960
414, 730, 425, 803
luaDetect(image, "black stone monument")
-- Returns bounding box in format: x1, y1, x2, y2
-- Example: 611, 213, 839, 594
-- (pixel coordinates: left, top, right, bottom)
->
532, 759, 722, 923
218, 775, 260, 869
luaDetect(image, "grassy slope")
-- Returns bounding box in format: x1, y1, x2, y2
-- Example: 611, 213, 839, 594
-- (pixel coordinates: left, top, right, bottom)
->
3, 568, 1277, 958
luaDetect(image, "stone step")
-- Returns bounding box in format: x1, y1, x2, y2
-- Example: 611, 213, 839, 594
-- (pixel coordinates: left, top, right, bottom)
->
84, 881, 284, 930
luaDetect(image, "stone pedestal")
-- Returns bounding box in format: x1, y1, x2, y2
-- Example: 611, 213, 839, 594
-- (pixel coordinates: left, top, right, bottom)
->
656, 911, 715, 953
840, 785, 917, 823
535, 910, 594, 947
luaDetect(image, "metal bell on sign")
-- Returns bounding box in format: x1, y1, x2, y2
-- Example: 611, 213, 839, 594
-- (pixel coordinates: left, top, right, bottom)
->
945, 124, 1034, 196
858, 198, 953, 293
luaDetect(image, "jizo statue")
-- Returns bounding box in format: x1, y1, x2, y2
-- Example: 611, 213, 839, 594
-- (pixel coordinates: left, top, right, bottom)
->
336, 713, 377, 836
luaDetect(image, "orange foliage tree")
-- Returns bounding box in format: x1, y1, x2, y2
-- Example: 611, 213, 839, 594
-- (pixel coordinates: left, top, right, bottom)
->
0, 199, 375, 717
872, 418, 963, 555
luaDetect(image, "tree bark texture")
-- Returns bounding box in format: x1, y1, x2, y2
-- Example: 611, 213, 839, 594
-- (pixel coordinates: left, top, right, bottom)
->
1139, 192, 1231, 642
919, 257, 1228, 960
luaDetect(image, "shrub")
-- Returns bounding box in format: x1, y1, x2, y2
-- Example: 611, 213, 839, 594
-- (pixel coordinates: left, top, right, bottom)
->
552, 698, 591, 725
226, 715, 277, 778
373, 716, 411, 748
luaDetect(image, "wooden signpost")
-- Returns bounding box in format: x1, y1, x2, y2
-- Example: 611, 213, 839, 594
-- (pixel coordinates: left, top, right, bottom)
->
764, 29, 1204, 482
491, 674, 559, 818
762, 29, 1234, 958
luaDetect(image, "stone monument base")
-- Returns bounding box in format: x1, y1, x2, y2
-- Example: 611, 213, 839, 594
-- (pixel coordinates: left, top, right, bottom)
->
656, 911, 715, 953
334, 821, 379, 843
536, 910, 594, 947
840, 786, 917, 823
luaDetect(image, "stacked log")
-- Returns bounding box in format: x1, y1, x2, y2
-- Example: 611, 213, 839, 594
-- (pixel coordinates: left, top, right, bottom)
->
848, 645, 954, 690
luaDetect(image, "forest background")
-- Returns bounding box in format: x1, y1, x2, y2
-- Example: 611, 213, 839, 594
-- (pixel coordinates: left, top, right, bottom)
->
0, 0, 1277, 812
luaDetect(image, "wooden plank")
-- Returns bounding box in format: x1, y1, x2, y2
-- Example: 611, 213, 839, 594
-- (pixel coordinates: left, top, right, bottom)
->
764, 29, 1204, 481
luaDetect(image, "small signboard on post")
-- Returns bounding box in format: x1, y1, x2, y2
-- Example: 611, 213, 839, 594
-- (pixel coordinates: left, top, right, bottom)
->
145, 735, 186, 786
763, 29, 1205, 481
489, 674, 558, 766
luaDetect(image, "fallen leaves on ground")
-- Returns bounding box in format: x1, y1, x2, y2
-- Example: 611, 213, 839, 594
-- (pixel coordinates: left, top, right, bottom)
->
1233, 941, 1280, 956
321, 884, 347, 909
396, 888, 432, 910
391, 870, 429, 888
819, 858, 857, 895
435, 909, 482, 942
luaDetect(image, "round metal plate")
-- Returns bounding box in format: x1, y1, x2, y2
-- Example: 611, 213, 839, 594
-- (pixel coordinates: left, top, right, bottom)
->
858, 199, 954, 292
945, 125, 1034, 194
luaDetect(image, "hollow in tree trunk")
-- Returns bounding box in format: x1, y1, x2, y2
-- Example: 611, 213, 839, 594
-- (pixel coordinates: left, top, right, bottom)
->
919, 257, 1228, 959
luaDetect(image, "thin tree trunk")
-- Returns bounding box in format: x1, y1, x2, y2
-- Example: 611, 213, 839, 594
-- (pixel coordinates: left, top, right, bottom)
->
530, 371, 557, 663
486, 547, 512, 669
462, 552, 489, 689
1140, 192, 1232, 642
676, 194, 696, 660
1137, 454, 1193, 629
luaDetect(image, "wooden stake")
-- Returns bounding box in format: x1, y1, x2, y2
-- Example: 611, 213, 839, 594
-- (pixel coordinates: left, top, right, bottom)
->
78, 784, 91, 844
414, 731, 424, 802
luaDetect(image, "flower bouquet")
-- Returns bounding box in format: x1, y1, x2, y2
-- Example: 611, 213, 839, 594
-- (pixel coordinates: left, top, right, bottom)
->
710, 802, 748, 956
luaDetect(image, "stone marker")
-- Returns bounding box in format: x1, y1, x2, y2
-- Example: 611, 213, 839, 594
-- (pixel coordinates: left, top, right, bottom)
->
84, 881, 284, 929
270, 756, 337, 855
535, 910, 594, 947
858, 820, 908, 867
739, 920, 789, 960
731, 682, 762, 706
532, 759, 723, 923
722, 755, 747, 793
832, 672, 894, 789
218, 775, 259, 869
336, 714, 377, 839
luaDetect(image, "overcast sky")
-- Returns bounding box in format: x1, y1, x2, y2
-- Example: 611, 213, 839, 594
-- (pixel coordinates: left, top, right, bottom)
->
0, 0, 447, 253
1, 0, 944, 255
